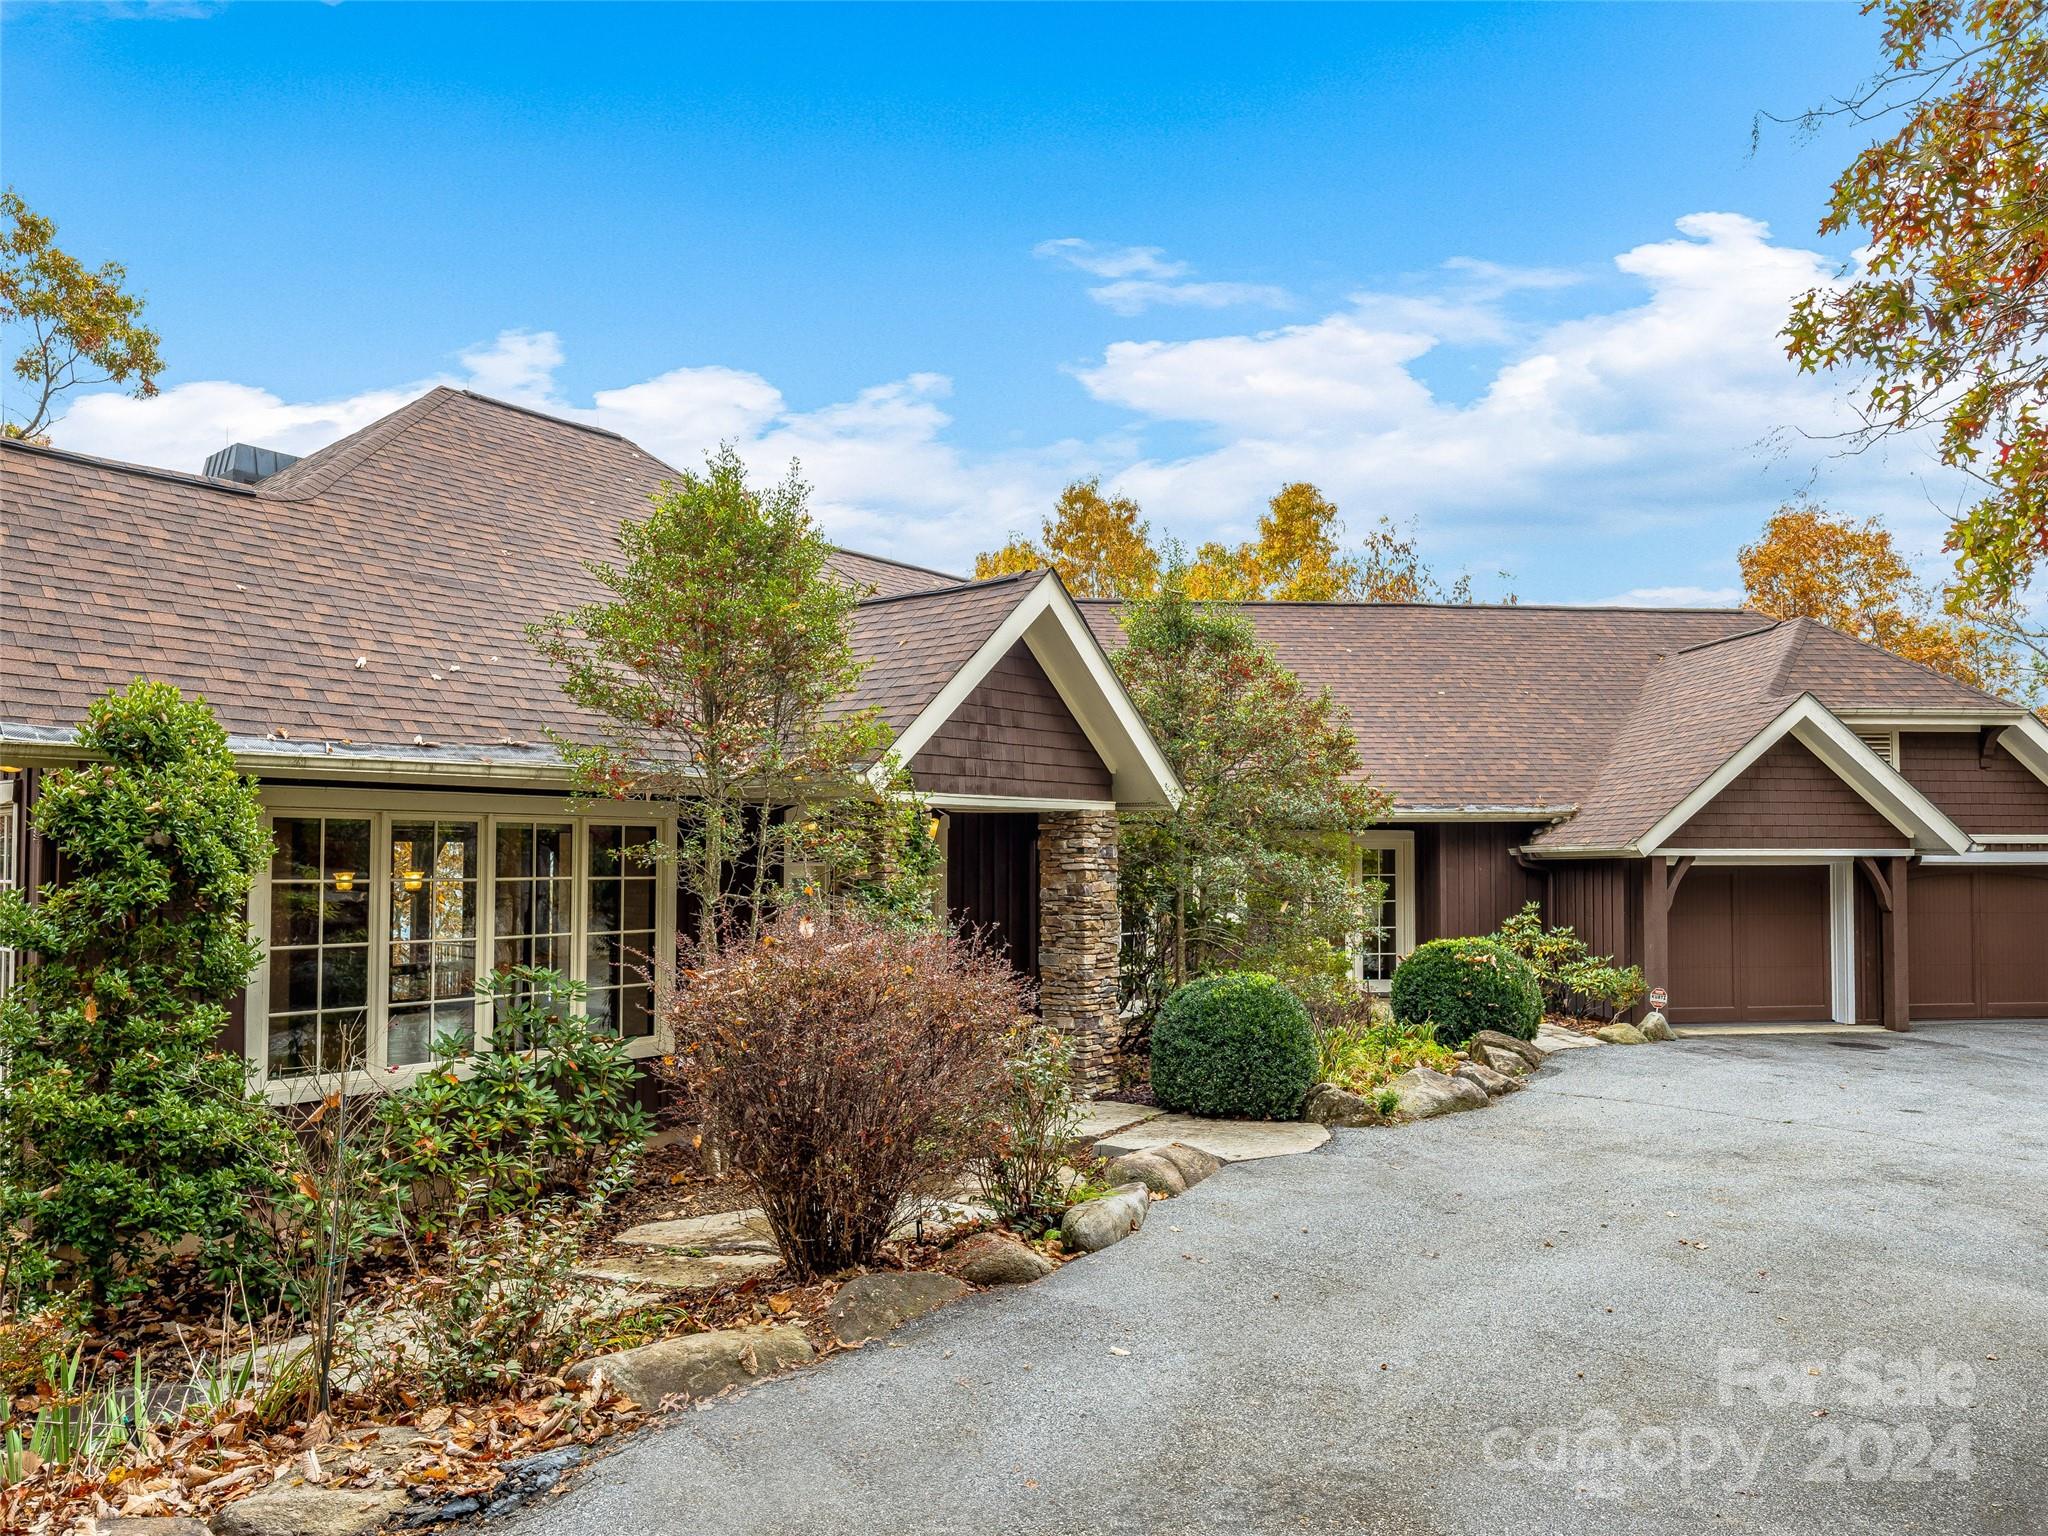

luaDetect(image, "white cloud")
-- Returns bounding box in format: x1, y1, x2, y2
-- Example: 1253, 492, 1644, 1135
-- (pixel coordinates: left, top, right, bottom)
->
41, 214, 1989, 603
1035, 236, 1292, 315
1586, 585, 1746, 608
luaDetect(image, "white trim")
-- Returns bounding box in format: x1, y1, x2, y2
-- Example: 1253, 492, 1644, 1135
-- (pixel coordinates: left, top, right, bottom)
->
1638, 695, 1971, 857
1352, 831, 1415, 992
1386, 805, 1577, 822
1997, 716, 2048, 790
918, 791, 1116, 813
1658, 848, 1912, 861
1831, 709, 2029, 728
248, 786, 674, 1102
1977, 834, 2048, 845
874, 574, 1182, 809
1919, 850, 2048, 866
1828, 859, 1856, 1025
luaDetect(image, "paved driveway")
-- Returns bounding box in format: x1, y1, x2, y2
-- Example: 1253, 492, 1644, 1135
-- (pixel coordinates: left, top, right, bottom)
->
503, 1022, 2046, 1535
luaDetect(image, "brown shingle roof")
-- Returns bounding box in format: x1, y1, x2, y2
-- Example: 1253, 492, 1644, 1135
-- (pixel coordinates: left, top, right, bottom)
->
1079, 600, 2019, 834
842, 572, 1050, 732
1, 388, 978, 755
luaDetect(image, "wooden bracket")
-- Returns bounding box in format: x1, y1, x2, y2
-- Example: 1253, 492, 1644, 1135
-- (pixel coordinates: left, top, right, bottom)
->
1663, 856, 1695, 910
1856, 856, 1893, 913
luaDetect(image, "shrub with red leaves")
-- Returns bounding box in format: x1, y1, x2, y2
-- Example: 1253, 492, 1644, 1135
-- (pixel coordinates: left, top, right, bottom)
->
661, 909, 1027, 1279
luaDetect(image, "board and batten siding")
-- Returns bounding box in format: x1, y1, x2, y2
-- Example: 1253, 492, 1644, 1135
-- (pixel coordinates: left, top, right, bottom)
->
908, 642, 1112, 800
1409, 823, 1545, 944
1896, 732, 2048, 835
1665, 738, 1905, 849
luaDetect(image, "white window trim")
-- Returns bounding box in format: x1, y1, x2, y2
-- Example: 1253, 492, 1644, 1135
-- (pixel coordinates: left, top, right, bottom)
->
0, 796, 16, 999
1353, 831, 1416, 993
249, 788, 674, 1104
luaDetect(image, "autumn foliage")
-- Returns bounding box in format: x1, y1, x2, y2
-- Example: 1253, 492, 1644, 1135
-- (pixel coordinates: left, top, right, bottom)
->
660, 910, 1027, 1279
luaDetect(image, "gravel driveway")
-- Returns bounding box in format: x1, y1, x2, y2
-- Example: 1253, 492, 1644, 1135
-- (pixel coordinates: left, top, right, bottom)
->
500, 1021, 2046, 1535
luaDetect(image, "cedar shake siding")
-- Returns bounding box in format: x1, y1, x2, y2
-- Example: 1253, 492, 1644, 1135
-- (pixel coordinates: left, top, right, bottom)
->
1665, 739, 1906, 850
1410, 823, 1544, 943
908, 643, 1112, 800
1897, 732, 2048, 835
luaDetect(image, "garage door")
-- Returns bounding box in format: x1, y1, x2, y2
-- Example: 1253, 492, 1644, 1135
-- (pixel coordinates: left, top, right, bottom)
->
1668, 865, 1831, 1025
1910, 867, 2048, 1019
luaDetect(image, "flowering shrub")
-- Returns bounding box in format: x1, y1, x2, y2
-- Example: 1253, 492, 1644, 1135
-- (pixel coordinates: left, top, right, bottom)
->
663, 909, 1026, 1279
1489, 903, 1646, 1020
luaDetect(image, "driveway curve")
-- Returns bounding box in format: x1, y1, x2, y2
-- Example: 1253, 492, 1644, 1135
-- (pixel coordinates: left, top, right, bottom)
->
500, 1021, 2047, 1535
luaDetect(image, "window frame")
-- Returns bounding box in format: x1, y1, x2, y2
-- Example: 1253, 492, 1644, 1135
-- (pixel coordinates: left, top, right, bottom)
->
0, 788, 16, 998
1353, 831, 1417, 993
249, 788, 675, 1104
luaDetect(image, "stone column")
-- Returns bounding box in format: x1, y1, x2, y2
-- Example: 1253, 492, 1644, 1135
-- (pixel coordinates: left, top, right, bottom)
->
1037, 810, 1121, 1091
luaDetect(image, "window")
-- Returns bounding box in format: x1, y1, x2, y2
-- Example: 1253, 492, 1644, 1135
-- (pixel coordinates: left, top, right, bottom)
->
1355, 832, 1416, 989
250, 799, 673, 1093
386, 820, 480, 1067
266, 816, 373, 1078
0, 795, 16, 997
584, 823, 657, 1039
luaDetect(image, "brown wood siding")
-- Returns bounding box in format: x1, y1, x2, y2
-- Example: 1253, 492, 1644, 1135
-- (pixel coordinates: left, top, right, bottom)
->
1854, 874, 1882, 1026
1910, 866, 2048, 1019
1897, 732, 2048, 835
1409, 823, 1543, 942
1545, 859, 1642, 972
945, 811, 1041, 983
910, 643, 1112, 800
1666, 738, 1904, 849
1667, 865, 1831, 1024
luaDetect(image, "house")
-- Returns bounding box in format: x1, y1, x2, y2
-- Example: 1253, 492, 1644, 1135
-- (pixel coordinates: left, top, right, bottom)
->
4, 389, 2045, 1105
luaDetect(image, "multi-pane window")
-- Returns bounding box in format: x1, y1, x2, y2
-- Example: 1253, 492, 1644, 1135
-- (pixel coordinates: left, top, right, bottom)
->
266, 816, 373, 1077
0, 800, 17, 996
585, 823, 657, 1039
493, 821, 575, 1031
1357, 835, 1411, 986
386, 820, 481, 1067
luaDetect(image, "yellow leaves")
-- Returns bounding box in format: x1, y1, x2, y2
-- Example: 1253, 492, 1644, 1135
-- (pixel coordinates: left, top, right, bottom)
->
81, 994, 98, 1022
292, 1172, 321, 1202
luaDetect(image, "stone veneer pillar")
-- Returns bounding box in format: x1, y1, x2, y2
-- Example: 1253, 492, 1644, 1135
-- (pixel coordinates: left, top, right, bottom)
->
1037, 809, 1121, 1091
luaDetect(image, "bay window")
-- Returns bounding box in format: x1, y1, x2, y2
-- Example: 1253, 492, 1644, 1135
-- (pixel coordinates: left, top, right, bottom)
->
250, 795, 672, 1094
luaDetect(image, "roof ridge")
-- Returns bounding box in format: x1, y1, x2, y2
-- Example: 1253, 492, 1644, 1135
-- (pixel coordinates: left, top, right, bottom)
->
1072, 596, 1766, 614
1773, 612, 2017, 710
455, 388, 631, 442
834, 547, 968, 584
1670, 619, 1784, 658
854, 569, 1043, 608
0, 435, 258, 495
256, 387, 456, 502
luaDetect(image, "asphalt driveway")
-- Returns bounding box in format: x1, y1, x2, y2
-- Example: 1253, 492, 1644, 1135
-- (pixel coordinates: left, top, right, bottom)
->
502, 1021, 2047, 1535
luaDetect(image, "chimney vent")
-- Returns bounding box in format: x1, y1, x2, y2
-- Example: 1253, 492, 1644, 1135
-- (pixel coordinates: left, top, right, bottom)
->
203, 443, 300, 484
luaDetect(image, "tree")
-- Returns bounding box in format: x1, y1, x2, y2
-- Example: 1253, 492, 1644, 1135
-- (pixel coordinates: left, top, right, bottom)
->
1185, 482, 1361, 601
0, 682, 287, 1307
0, 190, 164, 443
1354, 513, 1481, 603
973, 477, 1160, 597
1781, 0, 2047, 692
529, 446, 925, 955
1112, 560, 1393, 1033
1739, 499, 2019, 694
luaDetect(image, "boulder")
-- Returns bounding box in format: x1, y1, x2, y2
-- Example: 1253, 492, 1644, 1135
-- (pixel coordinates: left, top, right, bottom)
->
1106, 1141, 1222, 1196
945, 1231, 1054, 1286
1594, 1022, 1649, 1045
826, 1271, 970, 1345
1059, 1182, 1150, 1253
1386, 1066, 1488, 1119
565, 1324, 813, 1408
1638, 1010, 1675, 1042
214, 1489, 411, 1536
1454, 1060, 1520, 1096
1468, 1029, 1542, 1071
1302, 1082, 1382, 1127
99, 1523, 213, 1536
1152, 1141, 1223, 1188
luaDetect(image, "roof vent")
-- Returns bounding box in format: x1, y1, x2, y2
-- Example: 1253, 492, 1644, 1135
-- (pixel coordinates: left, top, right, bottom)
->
203, 442, 300, 484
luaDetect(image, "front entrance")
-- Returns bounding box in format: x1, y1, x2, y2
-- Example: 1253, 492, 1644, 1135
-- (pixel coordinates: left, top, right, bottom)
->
944, 811, 1040, 984
1668, 865, 1832, 1025
1910, 866, 2048, 1019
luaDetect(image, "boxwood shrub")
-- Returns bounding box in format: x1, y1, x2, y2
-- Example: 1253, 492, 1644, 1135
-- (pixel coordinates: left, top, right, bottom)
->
1389, 938, 1542, 1046
1150, 972, 1318, 1121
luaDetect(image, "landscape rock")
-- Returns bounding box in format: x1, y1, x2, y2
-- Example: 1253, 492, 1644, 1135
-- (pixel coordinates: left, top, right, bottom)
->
1469, 1029, 1542, 1071
826, 1271, 971, 1345
574, 1248, 781, 1291
1104, 1141, 1219, 1195
945, 1230, 1054, 1286
99, 1522, 213, 1535
615, 1208, 776, 1253
1096, 1114, 1328, 1162
1059, 1181, 1151, 1253
1533, 1023, 1602, 1052
1454, 1060, 1521, 1096
1638, 1010, 1675, 1042
1302, 1082, 1382, 1127
1595, 1022, 1650, 1045
1386, 1066, 1488, 1119
565, 1324, 813, 1408
213, 1487, 411, 1536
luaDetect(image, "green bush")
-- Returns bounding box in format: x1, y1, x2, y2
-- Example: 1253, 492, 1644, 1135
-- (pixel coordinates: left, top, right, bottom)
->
1490, 902, 1646, 1020
1389, 938, 1542, 1046
1150, 972, 1318, 1121
0, 682, 289, 1307
377, 967, 654, 1237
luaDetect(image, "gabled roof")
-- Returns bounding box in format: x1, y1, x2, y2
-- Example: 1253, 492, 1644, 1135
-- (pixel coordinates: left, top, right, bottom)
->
0, 391, 1163, 801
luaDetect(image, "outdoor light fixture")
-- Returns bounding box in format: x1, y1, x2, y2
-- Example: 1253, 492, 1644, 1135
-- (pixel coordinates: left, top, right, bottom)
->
333, 870, 356, 892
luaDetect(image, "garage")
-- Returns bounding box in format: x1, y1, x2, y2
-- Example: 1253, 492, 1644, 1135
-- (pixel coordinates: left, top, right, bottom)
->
1909, 865, 2048, 1019
1667, 864, 1832, 1025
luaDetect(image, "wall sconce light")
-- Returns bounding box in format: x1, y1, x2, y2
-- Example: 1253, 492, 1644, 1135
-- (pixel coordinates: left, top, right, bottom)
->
332, 870, 356, 892
401, 868, 425, 893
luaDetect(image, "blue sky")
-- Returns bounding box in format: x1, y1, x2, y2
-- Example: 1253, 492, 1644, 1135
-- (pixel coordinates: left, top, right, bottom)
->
3, 2, 1955, 602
